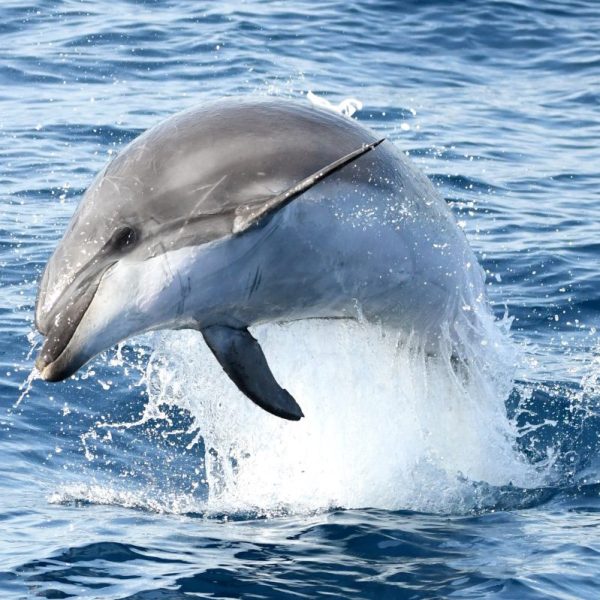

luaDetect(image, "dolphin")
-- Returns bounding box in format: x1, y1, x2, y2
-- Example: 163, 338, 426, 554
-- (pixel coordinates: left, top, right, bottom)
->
35, 98, 487, 420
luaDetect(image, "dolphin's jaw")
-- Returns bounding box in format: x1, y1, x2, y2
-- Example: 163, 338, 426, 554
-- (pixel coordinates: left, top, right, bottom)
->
38, 349, 87, 382
35, 272, 103, 381
34, 259, 125, 381
34, 248, 205, 382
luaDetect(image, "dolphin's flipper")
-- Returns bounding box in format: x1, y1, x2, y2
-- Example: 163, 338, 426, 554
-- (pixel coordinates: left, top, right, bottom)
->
201, 325, 304, 421
233, 138, 385, 234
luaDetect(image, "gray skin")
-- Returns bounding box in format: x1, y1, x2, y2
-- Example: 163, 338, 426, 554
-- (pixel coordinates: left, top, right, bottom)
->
35, 98, 487, 420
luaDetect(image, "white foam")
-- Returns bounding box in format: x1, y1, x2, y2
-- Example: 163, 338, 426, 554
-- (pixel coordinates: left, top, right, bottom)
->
135, 316, 541, 516
49, 483, 199, 515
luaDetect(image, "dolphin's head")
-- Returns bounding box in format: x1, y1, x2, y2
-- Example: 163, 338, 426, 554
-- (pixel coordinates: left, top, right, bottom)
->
34, 124, 232, 381
35, 176, 153, 380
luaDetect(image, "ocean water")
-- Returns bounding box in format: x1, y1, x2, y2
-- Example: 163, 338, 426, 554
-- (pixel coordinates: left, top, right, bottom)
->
2, 0, 600, 598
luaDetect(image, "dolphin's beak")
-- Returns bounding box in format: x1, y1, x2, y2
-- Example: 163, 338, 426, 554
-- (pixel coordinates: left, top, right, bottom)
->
35, 264, 111, 381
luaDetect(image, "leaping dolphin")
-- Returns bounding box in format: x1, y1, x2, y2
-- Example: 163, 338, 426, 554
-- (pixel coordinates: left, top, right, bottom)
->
35, 98, 487, 420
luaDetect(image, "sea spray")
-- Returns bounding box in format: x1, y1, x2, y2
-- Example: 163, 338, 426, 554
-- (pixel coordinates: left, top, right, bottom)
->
48, 298, 549, 516
140, 314, 541, 515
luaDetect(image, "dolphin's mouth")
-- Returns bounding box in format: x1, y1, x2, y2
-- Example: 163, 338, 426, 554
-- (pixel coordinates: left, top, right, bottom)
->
35, 265, 110, 381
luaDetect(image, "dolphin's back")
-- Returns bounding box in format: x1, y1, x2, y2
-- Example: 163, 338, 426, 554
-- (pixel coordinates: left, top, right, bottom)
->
107, 98, 383, 218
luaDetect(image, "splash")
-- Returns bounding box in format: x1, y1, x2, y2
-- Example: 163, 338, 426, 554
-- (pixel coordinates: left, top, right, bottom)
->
14, 368, 39, 409
12, 332, 41, 409
136, 314, 542, 516
306, 90, 363, 117
49, 483, 199, 515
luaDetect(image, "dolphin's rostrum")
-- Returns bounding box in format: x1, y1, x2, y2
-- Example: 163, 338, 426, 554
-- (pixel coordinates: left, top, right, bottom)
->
35, 98, 488, 420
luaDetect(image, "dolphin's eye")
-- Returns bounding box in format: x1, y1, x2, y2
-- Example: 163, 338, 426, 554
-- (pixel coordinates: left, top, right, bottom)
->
110, 226, 138, 252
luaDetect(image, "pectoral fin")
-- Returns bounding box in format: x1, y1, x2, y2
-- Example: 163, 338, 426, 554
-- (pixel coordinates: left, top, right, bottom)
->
201, 325, 304, 421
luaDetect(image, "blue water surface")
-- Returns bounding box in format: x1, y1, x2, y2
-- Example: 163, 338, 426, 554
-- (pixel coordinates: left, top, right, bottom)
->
2, 1, 600, 598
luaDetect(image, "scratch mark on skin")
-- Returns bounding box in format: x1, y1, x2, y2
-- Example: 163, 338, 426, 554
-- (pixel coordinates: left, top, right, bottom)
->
189, 182, 222, 195
102, 175, 124, 196
188, 175, 228, 219
247, 266, 262, 299
179, 276, 192, 318
175, 175, 228, 241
